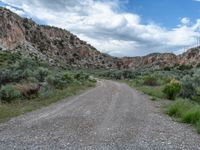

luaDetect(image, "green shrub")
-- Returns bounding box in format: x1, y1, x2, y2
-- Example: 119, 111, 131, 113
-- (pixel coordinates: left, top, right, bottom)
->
196, 63, 200, 68
26, 77, 38, 83
63, 72, 74, 83
0, 66, 35, 86
163, 66, 171, 71
0, 69, 24, 85
35, 67, 49, 82
161, 77, 171, 85
15, 58, 37, 70
143, 75, 158, 86
0, 85, 21, 103
193, 69, 200, 87
74, 72, 89, 81
192, 87, 200, 103
46, 75, 58, 89
133, 78, 143, 86
163, 79, 181, 100
122, 70, 135, 79
0, 69, 12, 85
72, 80, 81, 86
21, 68, 33, 79
180, 75, 195, 98
46, 74, 66, 89
177, 64, 193, 71
0, 52, 20, 67
179, 69, 200, 100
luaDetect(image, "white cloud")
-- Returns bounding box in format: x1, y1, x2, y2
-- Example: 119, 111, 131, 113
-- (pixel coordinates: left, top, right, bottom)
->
180, 17, 190, 25
5, 5, 25, 15
1, 0, 200, 56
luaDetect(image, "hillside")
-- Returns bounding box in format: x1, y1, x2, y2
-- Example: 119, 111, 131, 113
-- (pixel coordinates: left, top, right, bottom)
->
0, 7, 116, 69
1, 7, 200, 70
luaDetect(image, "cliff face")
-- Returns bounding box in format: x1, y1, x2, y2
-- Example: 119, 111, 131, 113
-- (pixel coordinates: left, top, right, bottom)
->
119, 53, 178, 69
0, 8, 25, 49
178, 47, 200, 66
0, 8, 116, 69
0, 7, 200, 70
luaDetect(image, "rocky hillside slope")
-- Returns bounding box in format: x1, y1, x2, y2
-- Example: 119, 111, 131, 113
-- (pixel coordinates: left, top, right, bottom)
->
0, 7, 117, 69
178, 47, 200, 66
0, 7, 200, 70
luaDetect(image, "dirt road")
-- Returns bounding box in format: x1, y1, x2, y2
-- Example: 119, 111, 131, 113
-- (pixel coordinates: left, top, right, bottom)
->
0, 80, 200, 150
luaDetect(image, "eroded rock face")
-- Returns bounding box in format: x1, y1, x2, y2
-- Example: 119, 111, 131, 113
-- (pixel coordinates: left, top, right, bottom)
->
1, 7, 200, 70
0, 8, 25, 49
115, 53, 178, 70
178, 47, 200, 66
0, 7, 116, 69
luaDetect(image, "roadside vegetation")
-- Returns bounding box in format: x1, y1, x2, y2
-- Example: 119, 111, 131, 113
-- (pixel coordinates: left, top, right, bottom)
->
0, 51, 96, 122
166, 99, 200, 133
96, 65, 200, 133
1, 50, 200, 133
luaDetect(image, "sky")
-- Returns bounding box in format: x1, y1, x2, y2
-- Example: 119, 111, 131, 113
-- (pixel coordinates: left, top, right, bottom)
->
1, 0, 200, 57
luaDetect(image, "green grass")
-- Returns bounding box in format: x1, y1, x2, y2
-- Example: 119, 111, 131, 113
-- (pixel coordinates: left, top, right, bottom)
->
0, 81, 95, 123
136, 86, 165, 99
166, 99, 193, 117
197, 121, 200, 134
128, 79, 200, 134
182, 107, 200, 124
166, 99, 200, 133
123, 80, 165, 100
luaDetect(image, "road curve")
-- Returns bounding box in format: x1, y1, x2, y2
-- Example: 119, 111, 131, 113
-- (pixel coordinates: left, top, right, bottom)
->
0, 80, 200, 150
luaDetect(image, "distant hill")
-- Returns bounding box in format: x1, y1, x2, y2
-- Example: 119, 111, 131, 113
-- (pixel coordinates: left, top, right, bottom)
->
0, 7, 200, 70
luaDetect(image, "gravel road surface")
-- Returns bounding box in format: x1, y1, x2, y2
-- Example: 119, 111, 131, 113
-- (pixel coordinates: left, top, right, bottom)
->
0, 80, 200, 150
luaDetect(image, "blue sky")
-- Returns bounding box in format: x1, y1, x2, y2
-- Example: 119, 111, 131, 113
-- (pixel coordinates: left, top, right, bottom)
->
126, 0, 200, 28
1, 0, 200, 56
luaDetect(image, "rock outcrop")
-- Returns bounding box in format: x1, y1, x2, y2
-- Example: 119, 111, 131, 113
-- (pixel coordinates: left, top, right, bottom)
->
178, 47, 200, 67
1, 7, 200, 70
118, 53, 178, 70
0, 7, 116, 69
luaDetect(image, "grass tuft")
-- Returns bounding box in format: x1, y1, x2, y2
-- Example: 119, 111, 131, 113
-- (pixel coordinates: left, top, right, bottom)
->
182, 107, 200, 124
166, 99, 193, 117
166, 99, 200, 134
196, 121, 200, 134
136, 86, 165, 99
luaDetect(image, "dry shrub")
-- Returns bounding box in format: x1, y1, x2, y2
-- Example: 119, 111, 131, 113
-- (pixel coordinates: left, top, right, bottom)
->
14, 83, 40, 98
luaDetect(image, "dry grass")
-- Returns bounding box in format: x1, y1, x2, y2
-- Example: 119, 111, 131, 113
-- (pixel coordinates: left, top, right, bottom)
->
14, 83, 40, 98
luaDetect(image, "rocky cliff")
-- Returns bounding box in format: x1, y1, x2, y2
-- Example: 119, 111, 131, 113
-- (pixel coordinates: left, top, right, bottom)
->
178, 47, 200, 67
0, 7, 200, 70
117, 53, 178, 70
0, 7, 117, 69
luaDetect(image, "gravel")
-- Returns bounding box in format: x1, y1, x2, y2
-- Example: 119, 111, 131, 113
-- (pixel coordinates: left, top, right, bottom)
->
0, 80, 200, 150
